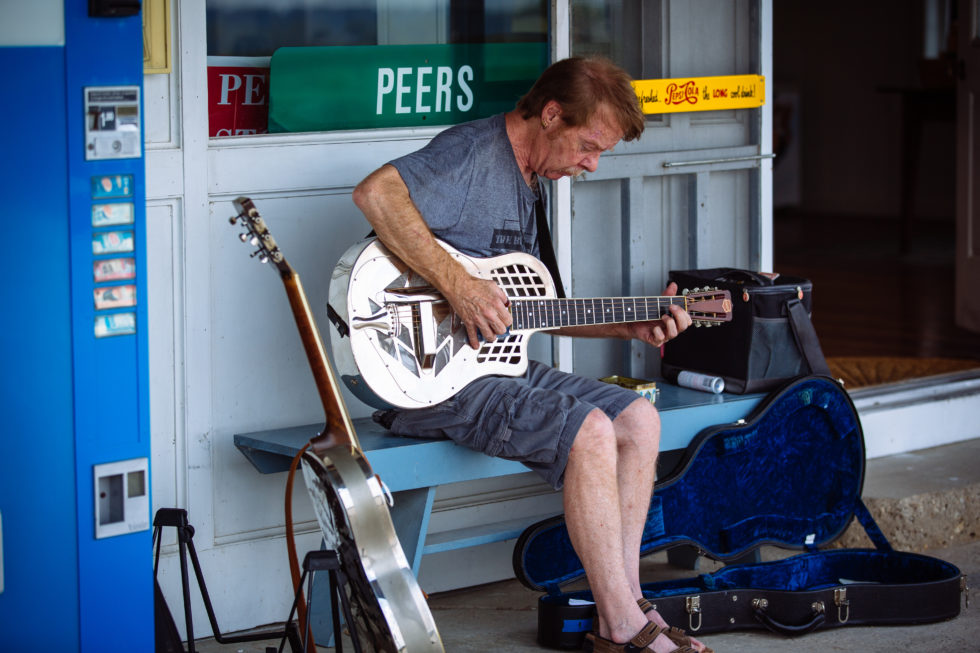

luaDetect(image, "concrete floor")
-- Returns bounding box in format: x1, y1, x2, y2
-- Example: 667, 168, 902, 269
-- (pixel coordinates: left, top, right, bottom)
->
192, 437, 979, 652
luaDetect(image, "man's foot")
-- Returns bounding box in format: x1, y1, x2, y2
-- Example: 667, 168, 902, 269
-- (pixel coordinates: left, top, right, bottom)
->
594, 603, 695, 653
637, 598, 712, 653
584, 622, 695, 653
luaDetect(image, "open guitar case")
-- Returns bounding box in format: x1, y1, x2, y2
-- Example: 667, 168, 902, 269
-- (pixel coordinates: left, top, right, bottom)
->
512, 375, 966, 648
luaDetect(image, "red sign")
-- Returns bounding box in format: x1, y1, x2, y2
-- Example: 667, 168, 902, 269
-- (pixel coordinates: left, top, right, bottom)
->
207, 66, 269, 137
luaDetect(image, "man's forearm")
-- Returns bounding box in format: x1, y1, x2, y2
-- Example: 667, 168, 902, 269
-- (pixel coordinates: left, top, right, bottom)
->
352, 164, 468, 296
352, 164, 514, 347
551, 324, 632, 339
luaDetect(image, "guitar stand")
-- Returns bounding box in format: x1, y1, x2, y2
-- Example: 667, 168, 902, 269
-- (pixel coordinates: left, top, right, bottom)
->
152, 508, 304, 653
284, 549, 365, 653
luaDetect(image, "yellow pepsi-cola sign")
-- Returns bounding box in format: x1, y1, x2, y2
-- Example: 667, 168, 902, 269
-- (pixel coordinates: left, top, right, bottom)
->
632, 75, 765, 114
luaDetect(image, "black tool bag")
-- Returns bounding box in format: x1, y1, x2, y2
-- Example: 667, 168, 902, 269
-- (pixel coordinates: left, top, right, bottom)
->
512, 376, 965, 648
663, 268, 830, 394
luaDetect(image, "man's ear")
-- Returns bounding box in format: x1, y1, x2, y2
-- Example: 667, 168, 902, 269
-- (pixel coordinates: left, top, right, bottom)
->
541, 100, 562, 127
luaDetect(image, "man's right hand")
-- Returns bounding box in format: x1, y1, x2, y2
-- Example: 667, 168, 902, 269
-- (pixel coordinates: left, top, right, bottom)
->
447, 274, 512, 349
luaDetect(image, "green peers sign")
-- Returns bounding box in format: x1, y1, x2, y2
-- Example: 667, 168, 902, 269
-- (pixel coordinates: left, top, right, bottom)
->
268, 43, 548, 133
376, 65, 475, 115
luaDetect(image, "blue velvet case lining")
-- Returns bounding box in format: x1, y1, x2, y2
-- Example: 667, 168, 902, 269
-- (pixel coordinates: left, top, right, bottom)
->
515, 376, 876, 593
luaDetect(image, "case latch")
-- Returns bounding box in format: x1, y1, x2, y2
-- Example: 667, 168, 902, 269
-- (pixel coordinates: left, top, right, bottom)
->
834, 587, 850, 623
685, 595, 702, 632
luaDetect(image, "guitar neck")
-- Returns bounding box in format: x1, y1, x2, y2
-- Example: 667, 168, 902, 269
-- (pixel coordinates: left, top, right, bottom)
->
511, 295, 686, 331
231, 196, 361, 457
281, 272, 361, 456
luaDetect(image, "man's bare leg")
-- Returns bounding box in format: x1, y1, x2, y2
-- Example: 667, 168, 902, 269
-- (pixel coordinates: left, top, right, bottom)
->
563, 406, 678, 653
609, 399, 660, 597
563, 402, 707, 652
609, 400, 707, 652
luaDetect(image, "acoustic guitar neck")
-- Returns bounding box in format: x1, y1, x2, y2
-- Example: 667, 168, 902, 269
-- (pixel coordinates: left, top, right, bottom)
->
231, 197, 360, 457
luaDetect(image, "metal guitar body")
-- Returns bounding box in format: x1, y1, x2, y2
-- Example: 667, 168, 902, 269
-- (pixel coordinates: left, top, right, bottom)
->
330, 238, 554, 410
300, 447, 443, 652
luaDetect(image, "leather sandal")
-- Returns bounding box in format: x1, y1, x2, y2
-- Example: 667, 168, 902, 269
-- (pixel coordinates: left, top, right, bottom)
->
584, 621, 696, 653
637, 598, 714, 653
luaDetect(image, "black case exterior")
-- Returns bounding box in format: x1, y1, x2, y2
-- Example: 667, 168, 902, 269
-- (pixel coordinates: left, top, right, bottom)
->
513, 376, 964, 648
663, 269, 827, 393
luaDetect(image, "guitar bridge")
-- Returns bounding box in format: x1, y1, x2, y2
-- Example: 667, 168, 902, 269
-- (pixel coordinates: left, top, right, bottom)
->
415, 301, 437, 369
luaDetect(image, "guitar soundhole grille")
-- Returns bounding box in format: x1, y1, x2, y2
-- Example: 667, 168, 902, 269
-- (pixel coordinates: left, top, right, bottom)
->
477, 335, 523, 364
492, 264, 548, 298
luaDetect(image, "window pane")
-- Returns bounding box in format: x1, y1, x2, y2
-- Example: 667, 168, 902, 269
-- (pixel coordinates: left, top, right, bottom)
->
206, 0, 547, 137
571, 0, 655, 80
207, 0, 378, 57
207, 0, 547, 57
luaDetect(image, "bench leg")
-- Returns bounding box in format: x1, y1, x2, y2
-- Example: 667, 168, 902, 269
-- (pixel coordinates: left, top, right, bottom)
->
389, 487, 437, 575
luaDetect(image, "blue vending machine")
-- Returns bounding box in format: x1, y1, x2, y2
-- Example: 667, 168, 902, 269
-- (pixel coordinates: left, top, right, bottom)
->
0, 1, 153, 650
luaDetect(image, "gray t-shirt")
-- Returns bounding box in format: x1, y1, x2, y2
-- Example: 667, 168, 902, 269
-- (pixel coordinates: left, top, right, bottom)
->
390, 113, 541, 259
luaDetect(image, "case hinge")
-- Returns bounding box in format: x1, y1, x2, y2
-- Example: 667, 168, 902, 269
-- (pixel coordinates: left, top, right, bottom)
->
834, 587, 850, 623
962, 575, 970, 609
685, 595, 702, 632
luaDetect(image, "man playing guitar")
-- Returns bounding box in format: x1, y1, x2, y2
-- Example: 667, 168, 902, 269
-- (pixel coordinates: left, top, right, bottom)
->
352, 57, 707, 653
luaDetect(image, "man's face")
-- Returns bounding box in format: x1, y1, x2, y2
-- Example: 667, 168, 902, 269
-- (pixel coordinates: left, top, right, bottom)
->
536, 103, 624, 181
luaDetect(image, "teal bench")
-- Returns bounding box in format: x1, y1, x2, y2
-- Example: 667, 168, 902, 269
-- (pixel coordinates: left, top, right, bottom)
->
234, 382, 764, 576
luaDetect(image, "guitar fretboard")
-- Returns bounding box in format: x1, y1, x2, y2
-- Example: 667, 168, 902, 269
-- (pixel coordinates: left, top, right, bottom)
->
511, 296, 686, 331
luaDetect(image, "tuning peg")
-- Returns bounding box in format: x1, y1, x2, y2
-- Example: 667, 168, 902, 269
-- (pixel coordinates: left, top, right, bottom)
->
259, 254, 269, 264
682, 288, 690, 296
229, 215, 239, 225
239, 232, 249, 242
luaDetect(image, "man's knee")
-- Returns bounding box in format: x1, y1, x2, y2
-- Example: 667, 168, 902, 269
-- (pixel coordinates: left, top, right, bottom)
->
616, 399, 661, 454
569, 408, 617, 459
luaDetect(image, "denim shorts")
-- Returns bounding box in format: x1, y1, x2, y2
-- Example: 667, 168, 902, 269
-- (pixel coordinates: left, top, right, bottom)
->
382, 360, 641, 489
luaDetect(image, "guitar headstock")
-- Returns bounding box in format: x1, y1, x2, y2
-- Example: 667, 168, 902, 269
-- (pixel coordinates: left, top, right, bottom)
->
230, 197, 291, 276
682, 287, 733, 327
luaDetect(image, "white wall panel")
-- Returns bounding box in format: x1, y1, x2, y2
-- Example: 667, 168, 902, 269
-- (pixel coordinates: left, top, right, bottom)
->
668, 0, 739, 78
209, 192, 371, 539
207, 130, 440, 195
699, 169, 751, 267
570, 178, 626, 379
145, 73, 176, 146
147, 199, 183, 548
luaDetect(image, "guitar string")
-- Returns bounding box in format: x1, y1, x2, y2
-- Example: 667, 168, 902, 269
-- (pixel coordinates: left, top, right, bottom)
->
385, 296, 695, 331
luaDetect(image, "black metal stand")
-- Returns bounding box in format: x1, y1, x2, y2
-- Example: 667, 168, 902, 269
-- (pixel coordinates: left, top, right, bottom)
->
152, 508, 303, 653
283, 549, 365, 653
